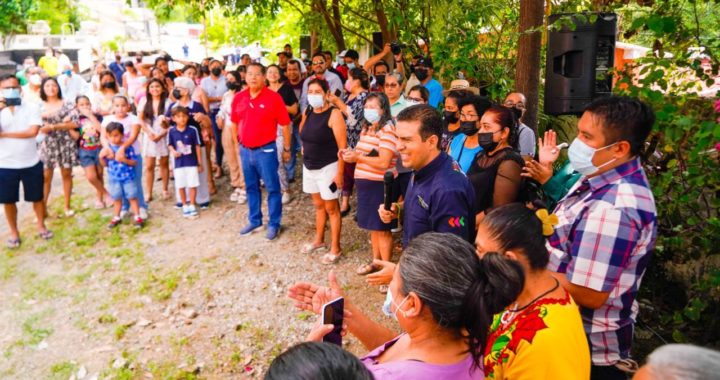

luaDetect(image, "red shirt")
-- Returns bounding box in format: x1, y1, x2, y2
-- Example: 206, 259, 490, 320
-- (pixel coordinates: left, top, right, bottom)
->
230, 87, 291, 148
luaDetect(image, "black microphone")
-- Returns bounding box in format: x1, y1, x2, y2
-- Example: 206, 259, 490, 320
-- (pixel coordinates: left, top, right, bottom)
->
383, 171, 394, 211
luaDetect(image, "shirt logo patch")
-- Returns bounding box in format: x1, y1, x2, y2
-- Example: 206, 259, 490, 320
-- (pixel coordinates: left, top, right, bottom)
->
448, 216, 465, 228
417, 195, 429, 210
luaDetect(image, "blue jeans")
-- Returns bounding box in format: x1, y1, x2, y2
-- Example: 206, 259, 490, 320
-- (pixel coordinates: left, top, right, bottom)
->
210, 108, 223, 167
240, 142, 282, 229
122, 154, 147, 211
284, 123, 301, 181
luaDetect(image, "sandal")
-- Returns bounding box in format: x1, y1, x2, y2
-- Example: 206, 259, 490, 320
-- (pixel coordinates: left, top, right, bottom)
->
356, 263, 378, 276
64, 209, 75, 217
38, 230, 54, 240
321, 252, 342, 265
94, 200, 105, 210
6, 237, 21, 249
301, 243, 328, 254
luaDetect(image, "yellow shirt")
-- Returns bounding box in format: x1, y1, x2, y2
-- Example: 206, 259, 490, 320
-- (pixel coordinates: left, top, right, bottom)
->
483, 290, 590, 380
38, 56, 59, 77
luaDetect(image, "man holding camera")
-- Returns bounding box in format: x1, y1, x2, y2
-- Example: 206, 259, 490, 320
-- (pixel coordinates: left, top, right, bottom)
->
0, 74, 52, 248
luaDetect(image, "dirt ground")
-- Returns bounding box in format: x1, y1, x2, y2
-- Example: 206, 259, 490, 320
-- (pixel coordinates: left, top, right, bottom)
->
0, 167, 398, 379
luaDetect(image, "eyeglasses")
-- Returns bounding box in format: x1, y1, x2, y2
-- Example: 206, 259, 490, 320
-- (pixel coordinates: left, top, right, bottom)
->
385, 83, 400, 88
312, 61, 325, 66
503, 101, 525, 109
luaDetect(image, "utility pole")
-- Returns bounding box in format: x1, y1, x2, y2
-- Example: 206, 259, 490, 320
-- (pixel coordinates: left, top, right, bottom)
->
202, 0, 209, 57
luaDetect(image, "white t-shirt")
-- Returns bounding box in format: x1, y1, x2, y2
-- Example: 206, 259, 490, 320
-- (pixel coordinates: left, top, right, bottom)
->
0, 102, 42, 169
102, 113, 142, 152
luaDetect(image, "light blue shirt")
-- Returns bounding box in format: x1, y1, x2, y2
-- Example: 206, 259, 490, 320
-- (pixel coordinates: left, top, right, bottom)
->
422, 78, 444, 108
448, 134, 482, 174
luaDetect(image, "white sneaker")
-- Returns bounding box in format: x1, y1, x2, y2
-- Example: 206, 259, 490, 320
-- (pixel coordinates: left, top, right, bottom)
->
237, 190, 247, 205
188, 204, 199, 217
281, 192, 292, 205
230, 188, 240, 202
182, 205, 191, 218
139, 207, 149, 220
120, 210, 129, 220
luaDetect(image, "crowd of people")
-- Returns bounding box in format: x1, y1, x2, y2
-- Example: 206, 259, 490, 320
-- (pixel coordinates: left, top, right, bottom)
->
1, 42, 714, 380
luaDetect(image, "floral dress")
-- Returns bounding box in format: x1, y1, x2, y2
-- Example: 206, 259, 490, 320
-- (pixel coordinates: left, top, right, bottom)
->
344, 91, 368, 149
139, 98, 170, 158
39, 101, 79, 169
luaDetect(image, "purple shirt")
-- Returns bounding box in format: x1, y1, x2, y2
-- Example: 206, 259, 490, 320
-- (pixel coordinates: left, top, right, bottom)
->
360, 335, 483, 380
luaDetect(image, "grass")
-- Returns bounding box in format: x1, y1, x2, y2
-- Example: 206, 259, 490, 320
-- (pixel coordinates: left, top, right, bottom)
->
48, 361, 77, 380
21, 275, 66, 301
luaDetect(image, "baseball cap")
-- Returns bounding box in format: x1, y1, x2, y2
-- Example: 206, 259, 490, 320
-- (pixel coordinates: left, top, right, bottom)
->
415, 56, 433, 69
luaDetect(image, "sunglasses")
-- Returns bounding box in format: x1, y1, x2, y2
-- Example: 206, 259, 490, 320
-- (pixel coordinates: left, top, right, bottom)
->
384, 83, 400, 88
312, 61, 325, 65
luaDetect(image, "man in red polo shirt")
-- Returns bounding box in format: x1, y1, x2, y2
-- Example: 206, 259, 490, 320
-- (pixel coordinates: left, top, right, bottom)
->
230, 63, 292, 240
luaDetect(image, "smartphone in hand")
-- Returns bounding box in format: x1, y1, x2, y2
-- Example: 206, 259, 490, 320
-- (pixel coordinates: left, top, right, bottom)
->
321, 297, 344, 346
329, 182, 338, 192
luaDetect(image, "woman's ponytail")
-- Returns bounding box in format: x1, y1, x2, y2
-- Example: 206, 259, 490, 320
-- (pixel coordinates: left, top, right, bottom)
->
462, 252, 525, 369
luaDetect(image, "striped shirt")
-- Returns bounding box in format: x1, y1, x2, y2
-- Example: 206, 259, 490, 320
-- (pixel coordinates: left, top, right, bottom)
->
547, 157, 657, 365
354, 120, 398, 181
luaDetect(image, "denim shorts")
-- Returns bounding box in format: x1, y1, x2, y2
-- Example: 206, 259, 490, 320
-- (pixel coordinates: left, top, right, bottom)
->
108, 179, 138, 201
78, 148, 101, 168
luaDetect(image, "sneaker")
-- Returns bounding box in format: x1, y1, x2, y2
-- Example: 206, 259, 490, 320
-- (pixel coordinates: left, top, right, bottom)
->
199, 202, 210, 210
174, 203, 183, 210
188, 205, 199, 217
133, 217, 144, 229
237, 190, 247, 205
239, 223, 262, 236
182, 205, 191, 218
108, 216, 121, 229
266, 226, 280, 241
139, 207, 149, 220
281, 192, 292, 205
230, 188, 240, 202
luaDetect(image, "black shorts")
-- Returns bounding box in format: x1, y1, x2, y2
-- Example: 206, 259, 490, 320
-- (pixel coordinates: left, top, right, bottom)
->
0, 162, 44, 204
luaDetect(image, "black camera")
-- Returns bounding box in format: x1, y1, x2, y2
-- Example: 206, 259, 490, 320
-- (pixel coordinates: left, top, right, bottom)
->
390, 41, 406, 55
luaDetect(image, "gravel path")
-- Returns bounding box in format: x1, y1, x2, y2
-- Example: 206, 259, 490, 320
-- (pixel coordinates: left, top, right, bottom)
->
0, 167, 397, 379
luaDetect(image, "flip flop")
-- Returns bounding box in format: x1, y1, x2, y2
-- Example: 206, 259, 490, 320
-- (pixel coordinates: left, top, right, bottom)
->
301, 243, 328, 254
38, 230, 54, 240
356, 263, 378, 275
6, 237, 21, 249
321, 252, 342, 265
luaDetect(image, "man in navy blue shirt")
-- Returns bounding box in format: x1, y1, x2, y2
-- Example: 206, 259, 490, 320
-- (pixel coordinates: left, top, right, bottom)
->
371, 104, 476, 285
109, 55, 125, 85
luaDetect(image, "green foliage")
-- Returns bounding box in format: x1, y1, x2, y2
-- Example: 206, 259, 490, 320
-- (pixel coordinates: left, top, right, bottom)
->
0, 0, 33, 35
611, 0, 720, 353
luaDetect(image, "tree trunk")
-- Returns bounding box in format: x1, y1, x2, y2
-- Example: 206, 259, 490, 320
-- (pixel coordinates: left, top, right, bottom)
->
514, 0, 544, 132
374, 1, 395, 67
313, 0, 346, 51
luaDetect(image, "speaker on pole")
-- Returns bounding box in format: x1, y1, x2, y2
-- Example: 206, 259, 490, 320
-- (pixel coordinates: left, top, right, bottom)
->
300, 35, 311, 55
544, 13, 617, 116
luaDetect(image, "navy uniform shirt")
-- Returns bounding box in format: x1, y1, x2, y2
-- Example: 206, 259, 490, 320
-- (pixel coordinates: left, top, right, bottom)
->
402, 152, 476, 246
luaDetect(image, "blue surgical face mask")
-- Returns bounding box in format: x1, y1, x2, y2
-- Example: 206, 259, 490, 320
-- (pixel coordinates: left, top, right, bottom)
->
382, 288, 409, 320
307, 94, 324, 109
364, 108, 381, 124
568, 138, 617, 176
346, 62, 356, 70
2, 88, 22, 106
63, 70, 72, 76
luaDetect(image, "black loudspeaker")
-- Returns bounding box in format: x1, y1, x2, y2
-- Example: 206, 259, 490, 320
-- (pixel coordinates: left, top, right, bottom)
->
299, 35, 311, 55
372, 32, 383, 55
544, 13, 617, 115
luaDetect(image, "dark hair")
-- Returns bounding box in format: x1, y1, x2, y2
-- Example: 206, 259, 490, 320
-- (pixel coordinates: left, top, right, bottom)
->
237, 65, 247, 73
181, 64, 197, 74
584, 96, 655, 155
322, 50, 333, 57
348, 67, 369, 90
241, 53, 250, 59
396, 104, 443, 149
308, 78, 330, 93
265, 342, 374, 380
287, 59, 302, 71
99, 70, 118, 93
374, 61, 390, 73
123, 61, 134, 68
143, 78, 169, 121
171, 105, 189, 116
0, 74, 19, 85
482, 203, 549, 269
209, 59, 222, 67
226, 70, 242, 85
458, 95, 492, 121
284, 43, 292, 49
105, 121, 124, 134
363, 92, 393, 131
484, 105, 521, 150
75, 95, 91, 104
154, 56, 167, 66
112, 94, 129, 105
150, 66, 165, 78
312, 52, 326, 61
247, 62, 266, 75
408, 85, 429, 102
446, 89, 474, 104
399, 233, 524, 369
40, 77, 62, 101
266, 64, 283, 78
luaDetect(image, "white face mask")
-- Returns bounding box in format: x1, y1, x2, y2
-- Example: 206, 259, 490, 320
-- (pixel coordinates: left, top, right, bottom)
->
382, 288, 409, 320
364, 108, 381, 124
568, 138, 618, 176
29, 74, 42, 86
307, 94, 324, 109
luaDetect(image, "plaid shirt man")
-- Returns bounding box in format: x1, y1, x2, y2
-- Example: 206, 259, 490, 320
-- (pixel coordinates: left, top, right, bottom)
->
547, 157, 657, 366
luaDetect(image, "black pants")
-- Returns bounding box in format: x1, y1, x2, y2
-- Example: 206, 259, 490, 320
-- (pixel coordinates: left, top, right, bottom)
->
210, 108, 223, 168
591, 364, 629, 380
